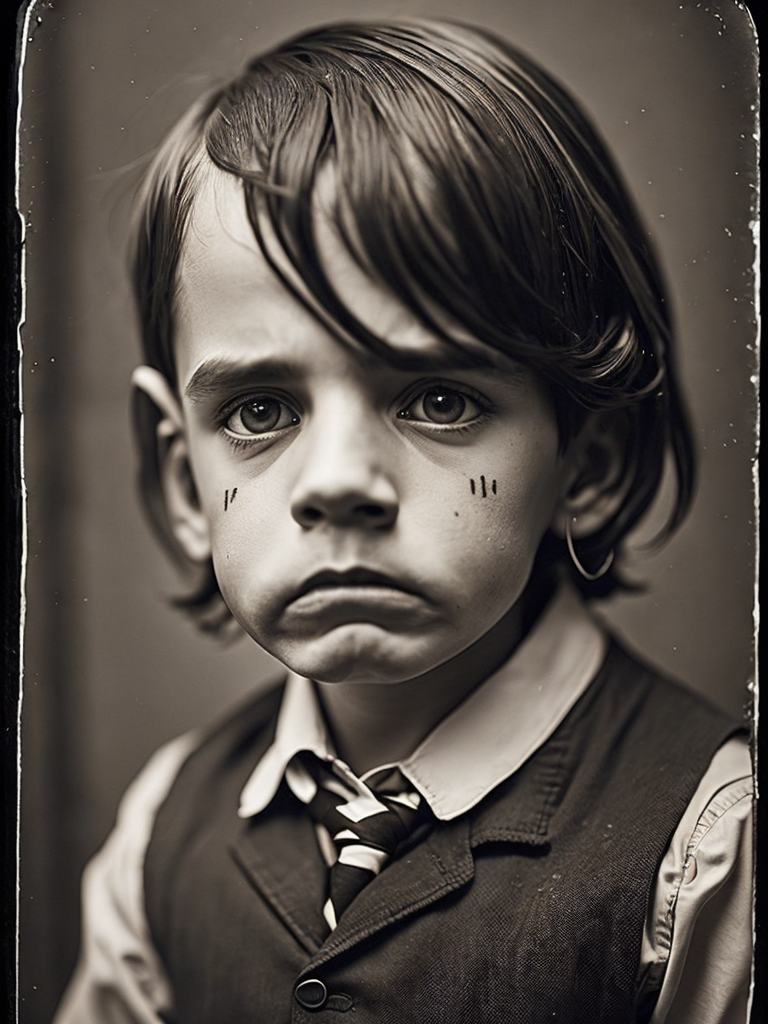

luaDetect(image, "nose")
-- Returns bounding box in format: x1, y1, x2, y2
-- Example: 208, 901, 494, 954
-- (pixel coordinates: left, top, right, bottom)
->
289, 406, 399, 531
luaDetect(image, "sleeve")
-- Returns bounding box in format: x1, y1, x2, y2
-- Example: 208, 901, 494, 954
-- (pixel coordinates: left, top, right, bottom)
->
637, 735, 753, 1024
53, 732, 198, 1024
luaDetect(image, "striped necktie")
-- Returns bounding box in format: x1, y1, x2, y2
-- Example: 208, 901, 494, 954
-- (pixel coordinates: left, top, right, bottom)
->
288, 755, 426, 932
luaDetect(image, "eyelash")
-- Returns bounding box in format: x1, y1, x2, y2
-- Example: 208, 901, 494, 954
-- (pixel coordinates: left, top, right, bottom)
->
218, 391, 301, 449
216, 381, 492, 451
396, 382, 492, 431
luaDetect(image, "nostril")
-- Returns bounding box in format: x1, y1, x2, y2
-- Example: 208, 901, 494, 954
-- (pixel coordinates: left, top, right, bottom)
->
292, 488, 398, 529
300, 507, 323, 524
358, 504, 387, 518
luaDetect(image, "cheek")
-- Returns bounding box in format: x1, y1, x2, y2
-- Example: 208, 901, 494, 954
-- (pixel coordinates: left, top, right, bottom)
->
187, 427, 295, 536
453, 452, 561, 526
208, 483, 280, 545
204, 483, 277, 594
467, 473, 498, 499
441, 452, 563, 569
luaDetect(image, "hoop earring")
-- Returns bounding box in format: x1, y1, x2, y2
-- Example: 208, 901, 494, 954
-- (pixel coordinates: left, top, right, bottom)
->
565, 517, 614, 582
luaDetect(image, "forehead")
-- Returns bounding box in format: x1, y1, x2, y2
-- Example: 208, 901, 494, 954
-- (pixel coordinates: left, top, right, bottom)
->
174, 165, 502, 385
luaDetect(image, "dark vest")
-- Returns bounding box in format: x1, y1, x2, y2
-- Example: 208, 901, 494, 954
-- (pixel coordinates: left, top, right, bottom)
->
144, 642, 740, 1024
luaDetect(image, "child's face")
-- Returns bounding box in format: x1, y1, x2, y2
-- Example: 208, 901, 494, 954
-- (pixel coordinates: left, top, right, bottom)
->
168, 171, 578, 686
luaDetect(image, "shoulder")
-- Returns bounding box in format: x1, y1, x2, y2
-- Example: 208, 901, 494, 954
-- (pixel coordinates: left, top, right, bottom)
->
557, 635, 749, 832
114, 679, 287, 827
87, 677, 286, 880
53, 688, 285, 1024
670, 731, 753, 868
597, 635, 746, 737
663, 732, 753, 874
640, 732, 753, 1021
143, 677, 286, 848
111, 731, 203, 843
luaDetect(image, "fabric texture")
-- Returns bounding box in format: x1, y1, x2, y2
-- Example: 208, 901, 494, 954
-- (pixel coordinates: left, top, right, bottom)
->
142, 640, 742, 1024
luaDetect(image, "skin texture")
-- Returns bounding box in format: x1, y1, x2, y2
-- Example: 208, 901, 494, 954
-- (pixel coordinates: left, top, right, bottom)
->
140, 168, 621, 770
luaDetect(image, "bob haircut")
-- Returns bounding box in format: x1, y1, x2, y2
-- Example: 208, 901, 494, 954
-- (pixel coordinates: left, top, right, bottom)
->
131, 18, 695, 633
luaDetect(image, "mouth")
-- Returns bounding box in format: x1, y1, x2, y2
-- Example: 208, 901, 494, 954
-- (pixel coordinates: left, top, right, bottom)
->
294, 567, 417, 601
281, 567, 428, 624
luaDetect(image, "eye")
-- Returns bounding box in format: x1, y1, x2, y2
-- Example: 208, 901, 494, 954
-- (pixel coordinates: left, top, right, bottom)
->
398, 386, 485, 426
224, 395, 300, 438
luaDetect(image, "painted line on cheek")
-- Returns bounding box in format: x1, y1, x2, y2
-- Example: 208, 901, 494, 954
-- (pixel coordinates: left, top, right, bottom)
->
231, 487, 237, 504
224, 490, 229, 511
470, 477, 497, 498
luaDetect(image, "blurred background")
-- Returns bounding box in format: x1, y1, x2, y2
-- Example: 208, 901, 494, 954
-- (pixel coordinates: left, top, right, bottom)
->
18, 0, 757, 1020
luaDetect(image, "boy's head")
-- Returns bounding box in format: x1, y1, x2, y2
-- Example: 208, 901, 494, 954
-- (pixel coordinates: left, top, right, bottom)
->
130, 19, 694, 654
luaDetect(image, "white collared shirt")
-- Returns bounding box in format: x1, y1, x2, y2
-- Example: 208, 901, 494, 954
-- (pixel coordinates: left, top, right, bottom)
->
54, 587, 753, 1024
239, 584, 609, 823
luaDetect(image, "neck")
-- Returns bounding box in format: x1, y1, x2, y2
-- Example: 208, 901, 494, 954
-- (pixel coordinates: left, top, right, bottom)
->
315, 581, 551, 775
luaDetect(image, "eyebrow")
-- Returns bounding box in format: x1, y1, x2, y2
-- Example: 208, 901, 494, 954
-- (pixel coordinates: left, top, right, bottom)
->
184, 358, 299, 403
183, 348, 520, 404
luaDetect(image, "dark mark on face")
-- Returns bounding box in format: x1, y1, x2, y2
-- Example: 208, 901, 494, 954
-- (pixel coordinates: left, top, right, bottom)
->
470, 476, 497, 498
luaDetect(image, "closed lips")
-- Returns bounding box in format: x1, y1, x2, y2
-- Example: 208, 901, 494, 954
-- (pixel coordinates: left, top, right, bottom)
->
294, 569, 416, 600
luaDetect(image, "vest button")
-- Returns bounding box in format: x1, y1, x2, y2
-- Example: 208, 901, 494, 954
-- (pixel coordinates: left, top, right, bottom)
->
295, 978, 328, 1010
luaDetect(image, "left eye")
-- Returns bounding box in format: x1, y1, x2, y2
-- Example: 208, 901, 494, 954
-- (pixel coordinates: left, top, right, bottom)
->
225, 396, 300, 437
398, 387, 483, 425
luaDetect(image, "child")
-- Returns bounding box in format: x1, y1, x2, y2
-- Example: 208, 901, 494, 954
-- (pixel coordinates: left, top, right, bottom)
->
54, 19, 752, 1024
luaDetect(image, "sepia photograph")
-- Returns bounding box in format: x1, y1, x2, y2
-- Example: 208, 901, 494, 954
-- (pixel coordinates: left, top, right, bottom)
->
15, 1, 758, 1021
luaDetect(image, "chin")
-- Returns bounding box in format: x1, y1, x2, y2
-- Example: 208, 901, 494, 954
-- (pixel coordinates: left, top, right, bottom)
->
270, 626, 437, 686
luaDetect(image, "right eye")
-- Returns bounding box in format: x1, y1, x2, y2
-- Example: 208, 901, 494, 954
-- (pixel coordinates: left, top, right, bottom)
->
224, 395, 301, 438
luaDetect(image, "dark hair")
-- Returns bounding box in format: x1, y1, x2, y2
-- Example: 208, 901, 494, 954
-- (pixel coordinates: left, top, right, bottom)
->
131, 18, 695, 633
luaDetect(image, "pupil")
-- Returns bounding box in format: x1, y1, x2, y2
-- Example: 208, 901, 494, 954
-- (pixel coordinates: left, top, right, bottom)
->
241, 400, 280, 433
424, 390, 464, 423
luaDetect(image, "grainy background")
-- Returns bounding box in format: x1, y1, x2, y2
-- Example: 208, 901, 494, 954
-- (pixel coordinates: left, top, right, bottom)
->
18, 1, 757, 1020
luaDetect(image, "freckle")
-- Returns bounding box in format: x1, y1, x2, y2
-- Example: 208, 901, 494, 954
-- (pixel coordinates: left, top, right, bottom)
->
454, 511, 459, 517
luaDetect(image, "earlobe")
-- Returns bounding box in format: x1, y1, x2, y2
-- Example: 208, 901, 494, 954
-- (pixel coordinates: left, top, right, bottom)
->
551, 410, 632, 541
131, 366, 212, 564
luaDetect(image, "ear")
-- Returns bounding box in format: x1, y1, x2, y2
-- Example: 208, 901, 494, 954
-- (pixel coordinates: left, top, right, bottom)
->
131, 366, 212, 563
550, 410, 633, 541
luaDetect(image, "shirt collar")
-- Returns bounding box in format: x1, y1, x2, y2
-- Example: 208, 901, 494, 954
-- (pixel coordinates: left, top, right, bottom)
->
238, 582, 607, 822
